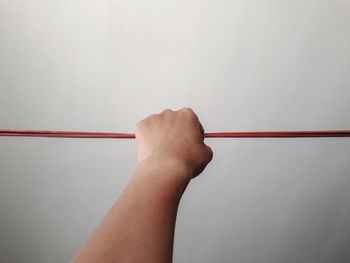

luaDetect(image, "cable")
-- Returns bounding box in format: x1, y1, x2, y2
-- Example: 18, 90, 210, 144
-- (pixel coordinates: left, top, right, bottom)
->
1, 129, 350, 138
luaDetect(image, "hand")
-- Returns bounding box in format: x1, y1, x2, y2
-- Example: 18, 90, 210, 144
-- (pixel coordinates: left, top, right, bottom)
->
135, 108, 213, 180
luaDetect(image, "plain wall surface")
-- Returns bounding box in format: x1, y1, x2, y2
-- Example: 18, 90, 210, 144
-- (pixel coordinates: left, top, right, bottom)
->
1, 0, 350, 262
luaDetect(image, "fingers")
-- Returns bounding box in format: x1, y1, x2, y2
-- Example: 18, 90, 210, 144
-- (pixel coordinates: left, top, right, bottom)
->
199, 122, 204, 134
177, 107, 206, 141
178, 107, 200, 123
199, 122, 205, 139
155, 107, 207, 143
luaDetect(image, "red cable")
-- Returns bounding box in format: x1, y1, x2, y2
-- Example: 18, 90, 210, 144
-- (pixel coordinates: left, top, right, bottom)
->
1, 129, 350, 138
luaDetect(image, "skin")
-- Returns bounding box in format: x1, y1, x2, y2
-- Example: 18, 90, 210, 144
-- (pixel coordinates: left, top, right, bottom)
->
71, 107, 213, 263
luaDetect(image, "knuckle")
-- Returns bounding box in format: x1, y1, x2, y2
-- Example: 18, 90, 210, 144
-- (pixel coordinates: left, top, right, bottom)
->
161, 108, 173, 115
180, 107, 196, 118
145, 114, 158, 123
181, 107, 194, 113
135, 121, 143, 132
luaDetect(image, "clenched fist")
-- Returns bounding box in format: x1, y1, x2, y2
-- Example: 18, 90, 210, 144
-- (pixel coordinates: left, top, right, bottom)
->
135, 108, 213, 180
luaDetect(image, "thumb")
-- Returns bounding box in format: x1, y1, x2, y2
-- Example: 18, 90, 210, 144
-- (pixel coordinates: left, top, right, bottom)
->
204, 144, 213, 164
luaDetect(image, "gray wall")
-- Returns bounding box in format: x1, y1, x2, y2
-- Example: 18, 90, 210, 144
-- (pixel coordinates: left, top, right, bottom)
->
1, 0, 350, 262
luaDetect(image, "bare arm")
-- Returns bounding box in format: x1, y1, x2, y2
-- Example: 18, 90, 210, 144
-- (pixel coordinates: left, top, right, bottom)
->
71, 107, 213, 263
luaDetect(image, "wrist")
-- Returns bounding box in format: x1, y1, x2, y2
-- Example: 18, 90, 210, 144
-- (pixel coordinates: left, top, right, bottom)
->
133, 154, 192, 198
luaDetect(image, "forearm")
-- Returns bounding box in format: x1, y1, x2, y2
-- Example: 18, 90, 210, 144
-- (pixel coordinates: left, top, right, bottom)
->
71, 108, 212, 263
71, 156, 191, 263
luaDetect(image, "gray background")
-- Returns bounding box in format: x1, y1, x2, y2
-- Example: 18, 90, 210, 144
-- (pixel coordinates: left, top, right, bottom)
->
1, 0, 350, 262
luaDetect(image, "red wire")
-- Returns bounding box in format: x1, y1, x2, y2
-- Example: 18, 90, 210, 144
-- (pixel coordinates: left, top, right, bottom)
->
1, 129, 350, 138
